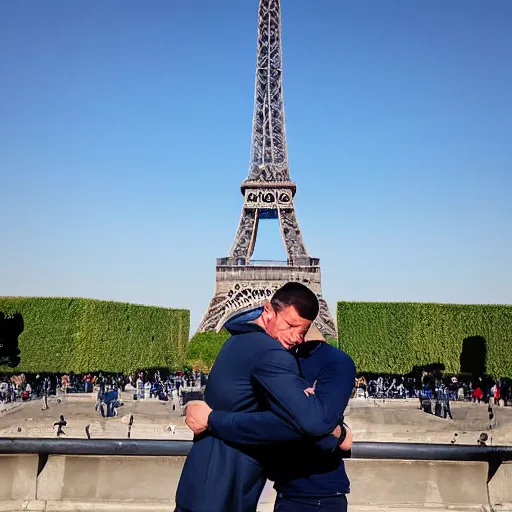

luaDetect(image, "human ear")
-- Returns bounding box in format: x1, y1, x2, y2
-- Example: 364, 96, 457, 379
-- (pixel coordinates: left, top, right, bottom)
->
261, 300, 275, 321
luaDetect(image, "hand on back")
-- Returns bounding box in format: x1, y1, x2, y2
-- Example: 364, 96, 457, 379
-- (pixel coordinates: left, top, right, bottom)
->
185, 400, 212, 435
338, 424, 352, 451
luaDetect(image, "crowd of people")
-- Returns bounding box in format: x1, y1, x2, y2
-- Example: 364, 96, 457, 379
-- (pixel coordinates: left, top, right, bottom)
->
127, 370, 205, 402
0, 373, 33, 403
0, 369, 207, 410
2, 368, 511, 410
354, 373, 512, 406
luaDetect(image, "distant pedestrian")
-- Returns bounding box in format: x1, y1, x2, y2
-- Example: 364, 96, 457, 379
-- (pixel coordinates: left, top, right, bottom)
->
477, 433, 488, 447
41, 377, 51, 410
493, 383, 500, 406
54, 415, 67, 436
442, 396, 453, 420
472, 387, 483, 403
136, 376, 144, 400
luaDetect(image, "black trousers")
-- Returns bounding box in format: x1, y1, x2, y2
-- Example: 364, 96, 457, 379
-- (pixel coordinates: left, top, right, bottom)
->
274, 494, 348, 511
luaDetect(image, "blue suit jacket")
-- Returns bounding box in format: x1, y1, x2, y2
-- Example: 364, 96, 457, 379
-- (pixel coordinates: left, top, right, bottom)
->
175, 311, 341, 512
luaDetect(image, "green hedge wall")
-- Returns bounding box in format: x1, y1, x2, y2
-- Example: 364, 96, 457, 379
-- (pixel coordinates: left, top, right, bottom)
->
0, 297, 189, 374
337, 302, 512, 378
186, 329, 231, 372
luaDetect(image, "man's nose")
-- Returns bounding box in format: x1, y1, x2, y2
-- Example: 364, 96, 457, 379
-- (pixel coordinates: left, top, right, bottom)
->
280, 332, 296, 344
295, 330, 305, 342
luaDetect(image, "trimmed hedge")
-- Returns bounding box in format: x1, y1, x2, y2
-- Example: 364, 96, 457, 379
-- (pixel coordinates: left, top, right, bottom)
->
0, 297, 189, 374
186, 329, 231, 372
327, 338, 339, 349
337, 302, 512, 378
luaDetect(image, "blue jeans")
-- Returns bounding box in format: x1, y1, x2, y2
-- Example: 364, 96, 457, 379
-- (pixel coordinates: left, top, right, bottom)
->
274, 494, 348, 511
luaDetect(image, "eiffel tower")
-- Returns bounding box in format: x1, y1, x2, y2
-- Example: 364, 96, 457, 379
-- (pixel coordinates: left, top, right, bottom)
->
198, 0, 337, 338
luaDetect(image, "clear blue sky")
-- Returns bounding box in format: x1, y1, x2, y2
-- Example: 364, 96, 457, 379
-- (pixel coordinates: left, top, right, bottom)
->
1, 0, 511, 334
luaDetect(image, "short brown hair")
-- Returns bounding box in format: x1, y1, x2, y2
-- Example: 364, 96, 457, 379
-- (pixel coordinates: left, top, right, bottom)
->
271, 282, 319, 321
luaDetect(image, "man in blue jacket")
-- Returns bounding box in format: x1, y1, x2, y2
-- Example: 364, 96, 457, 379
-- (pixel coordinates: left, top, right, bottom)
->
175, 283, 350, 512
185, 315, 355, 512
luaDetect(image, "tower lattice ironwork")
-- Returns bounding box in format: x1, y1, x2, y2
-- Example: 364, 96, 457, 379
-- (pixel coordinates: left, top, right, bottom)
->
197, 0, 337, 338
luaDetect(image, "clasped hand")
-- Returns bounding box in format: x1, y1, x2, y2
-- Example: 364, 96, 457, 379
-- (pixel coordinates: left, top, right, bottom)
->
185, 400, 212, 435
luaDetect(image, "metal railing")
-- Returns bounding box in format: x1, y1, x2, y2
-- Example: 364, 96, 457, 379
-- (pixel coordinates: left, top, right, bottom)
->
248, 260, 289, 266
1, 439, 510, 481
1, 438, 511, 461
216, 257, 320, 267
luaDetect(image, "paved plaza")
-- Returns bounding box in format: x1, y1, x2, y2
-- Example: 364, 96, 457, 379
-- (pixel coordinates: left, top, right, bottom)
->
2, 394, 512, 445
347, 398, 512, 445
0, 393, 192, 440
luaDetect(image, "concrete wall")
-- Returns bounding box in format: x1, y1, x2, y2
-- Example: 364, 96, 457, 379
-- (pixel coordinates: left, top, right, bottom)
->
0, 454, 509, 512
488, 461, 512, 506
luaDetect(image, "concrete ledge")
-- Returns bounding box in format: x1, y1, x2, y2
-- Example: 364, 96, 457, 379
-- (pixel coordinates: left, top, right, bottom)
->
45, 502, 173, 511
346, 459, 489, 506
258, 460, 490, 510
0, 454, 508, 511
494, 505, 512, 512
37, 456, 184, 501
0, 403, 24, 416
0, 501, 45, 512
0, 455, 38, 501
0, 501, 174, 512
488, 462, 512, 506
0, 501, 493, 512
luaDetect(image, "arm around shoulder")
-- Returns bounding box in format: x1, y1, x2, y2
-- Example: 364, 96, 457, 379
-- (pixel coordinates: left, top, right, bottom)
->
251, 347, 339, 437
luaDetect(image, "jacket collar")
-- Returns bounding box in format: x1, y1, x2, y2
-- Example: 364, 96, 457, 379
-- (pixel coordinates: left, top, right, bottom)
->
222, 306, 265, 335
